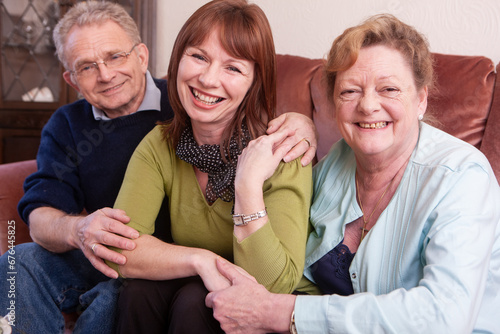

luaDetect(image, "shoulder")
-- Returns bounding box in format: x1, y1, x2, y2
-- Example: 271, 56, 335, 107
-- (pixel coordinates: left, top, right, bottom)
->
48, 99, 91, 122
273, 156, 312, 180
413, 123, 493, 177
139, 124, 168, 146
264, 157, 312, 194
313, 140, 355, 186
135, 125, 173, 157
42, 99, 92, 134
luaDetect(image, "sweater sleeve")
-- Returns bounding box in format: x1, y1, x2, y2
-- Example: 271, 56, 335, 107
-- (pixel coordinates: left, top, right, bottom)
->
18, 108, 86, 222
113, 126, 169, 236
233, 158, 312, 294
107, 127, 170, 274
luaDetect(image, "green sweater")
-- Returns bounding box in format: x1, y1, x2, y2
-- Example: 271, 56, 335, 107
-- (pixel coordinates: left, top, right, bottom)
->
113, 125, 312, 293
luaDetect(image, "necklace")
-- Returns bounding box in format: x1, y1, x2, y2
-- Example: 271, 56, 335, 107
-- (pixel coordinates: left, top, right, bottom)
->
356, 175, 396, 243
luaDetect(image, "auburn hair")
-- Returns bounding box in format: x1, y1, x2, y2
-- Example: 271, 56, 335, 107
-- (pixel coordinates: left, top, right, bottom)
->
161, 0, 276, 155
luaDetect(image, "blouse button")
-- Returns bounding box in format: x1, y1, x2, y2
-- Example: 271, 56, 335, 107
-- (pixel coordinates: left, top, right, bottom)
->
351, 273, 357, 279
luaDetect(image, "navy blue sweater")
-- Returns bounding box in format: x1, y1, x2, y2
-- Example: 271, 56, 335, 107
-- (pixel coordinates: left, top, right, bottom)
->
19, 78, 174, 226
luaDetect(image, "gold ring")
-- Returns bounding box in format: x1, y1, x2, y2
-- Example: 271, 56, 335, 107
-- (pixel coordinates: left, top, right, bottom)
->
302, 138, 311, 147
91, 243, 97, 253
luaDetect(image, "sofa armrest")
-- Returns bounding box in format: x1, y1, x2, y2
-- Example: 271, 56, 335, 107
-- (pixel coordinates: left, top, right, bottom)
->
0, 160, 37, 255
480, 62, 500, 184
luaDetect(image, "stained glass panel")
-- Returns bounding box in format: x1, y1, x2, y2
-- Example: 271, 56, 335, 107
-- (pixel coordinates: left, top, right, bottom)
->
1, 0, 60, 102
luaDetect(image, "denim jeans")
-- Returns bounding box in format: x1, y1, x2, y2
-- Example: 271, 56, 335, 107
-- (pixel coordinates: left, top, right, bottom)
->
0, 242, 122, 334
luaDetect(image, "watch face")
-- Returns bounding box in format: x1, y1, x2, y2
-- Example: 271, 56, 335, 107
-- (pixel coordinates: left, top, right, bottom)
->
232, 215, 245, 226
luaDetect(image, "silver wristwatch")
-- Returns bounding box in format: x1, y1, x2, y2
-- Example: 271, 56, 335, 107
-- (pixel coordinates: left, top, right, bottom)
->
232, 209, 267, 226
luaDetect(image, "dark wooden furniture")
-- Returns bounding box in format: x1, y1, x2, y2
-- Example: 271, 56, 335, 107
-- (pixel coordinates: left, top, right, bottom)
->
0, 0, 155, 164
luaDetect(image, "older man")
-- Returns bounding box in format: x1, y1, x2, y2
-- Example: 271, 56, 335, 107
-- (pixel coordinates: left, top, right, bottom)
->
0, 2, 174, 333
0, 2, 316, 333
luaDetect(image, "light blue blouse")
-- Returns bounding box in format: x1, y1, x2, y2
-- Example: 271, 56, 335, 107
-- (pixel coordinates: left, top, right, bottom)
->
296, 123, 500, 333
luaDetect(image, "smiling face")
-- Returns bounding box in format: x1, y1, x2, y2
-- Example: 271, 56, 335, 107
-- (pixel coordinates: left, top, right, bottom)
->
176, 29, 255, 144
62, 21, 149, 118
333, 45, 428, 163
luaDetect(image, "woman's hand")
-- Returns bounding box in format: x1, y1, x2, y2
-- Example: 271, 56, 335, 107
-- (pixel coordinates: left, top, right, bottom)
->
193, 250, 232, 292
267, 112, 318, 166
236, 128, 296, 189
233, 128, 297, 241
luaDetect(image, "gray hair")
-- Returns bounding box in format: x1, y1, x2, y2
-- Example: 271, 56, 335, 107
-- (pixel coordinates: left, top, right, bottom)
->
53, 1, 141, 69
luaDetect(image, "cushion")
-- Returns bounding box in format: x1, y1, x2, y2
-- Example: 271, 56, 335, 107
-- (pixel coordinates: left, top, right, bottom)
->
480, 62, 500, 183
276, 54, 323, 119
428, 53, 495, 148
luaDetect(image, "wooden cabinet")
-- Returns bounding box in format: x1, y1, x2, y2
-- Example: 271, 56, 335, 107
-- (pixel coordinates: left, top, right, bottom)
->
0, 0, 154, 164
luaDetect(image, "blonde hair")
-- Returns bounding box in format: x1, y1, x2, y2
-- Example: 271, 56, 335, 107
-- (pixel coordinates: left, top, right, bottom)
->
325, 14, 434, 100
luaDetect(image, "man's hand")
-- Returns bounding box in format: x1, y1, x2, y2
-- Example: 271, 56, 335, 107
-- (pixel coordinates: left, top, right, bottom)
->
72, 207, 138, 278
193, 252, 231, 292
206, 258, 295, 334
29, 206, 139, 279
267, 112, 318, 166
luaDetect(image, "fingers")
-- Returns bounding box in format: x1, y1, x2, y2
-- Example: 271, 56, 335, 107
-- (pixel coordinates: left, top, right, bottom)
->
282, 137, 316, 165
239, 129, 294, 167
205, 291, 216, 308
266, 113, 287, 135
215, 257, 249, 283
299, 145, 317, 166
268, 112, 318, 166
233, 264, 258, 283
270, 127, 296, 152
76, 207, 139, 277
98, 208, 139, 238
85, 244, 120, 279
99, 207, 129, 221
89, 240, 127, 265
94, 208, 139, 244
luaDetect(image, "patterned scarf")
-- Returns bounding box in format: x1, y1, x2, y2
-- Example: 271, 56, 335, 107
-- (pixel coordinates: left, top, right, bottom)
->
176, 124, 251, 203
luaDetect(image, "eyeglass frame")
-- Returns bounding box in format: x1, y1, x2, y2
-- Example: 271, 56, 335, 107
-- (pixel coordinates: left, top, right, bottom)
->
70, 43, 140, 78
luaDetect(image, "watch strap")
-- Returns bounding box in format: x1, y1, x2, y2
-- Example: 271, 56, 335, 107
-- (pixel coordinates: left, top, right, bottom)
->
232, 208, 267, 226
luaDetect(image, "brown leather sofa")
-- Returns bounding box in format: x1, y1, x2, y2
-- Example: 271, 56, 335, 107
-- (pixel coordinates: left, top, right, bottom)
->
1, 52, 500, 255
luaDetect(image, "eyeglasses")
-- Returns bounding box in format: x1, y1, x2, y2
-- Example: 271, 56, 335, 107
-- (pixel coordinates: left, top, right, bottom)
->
71, 44, 139, 78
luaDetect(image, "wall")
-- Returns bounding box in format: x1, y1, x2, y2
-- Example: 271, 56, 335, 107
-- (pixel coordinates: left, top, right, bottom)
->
155, 0, 500, 77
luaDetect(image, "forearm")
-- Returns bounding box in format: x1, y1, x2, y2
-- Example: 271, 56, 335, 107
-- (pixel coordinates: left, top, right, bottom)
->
233, 181, 267, 242
263, 293, 297, 333
234, 159, 311, 293
28, 207, 79, 253
119, 234, 214, 280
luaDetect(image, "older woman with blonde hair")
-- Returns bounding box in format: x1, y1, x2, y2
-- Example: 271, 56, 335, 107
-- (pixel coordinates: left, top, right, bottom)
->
207, 14, 500, 333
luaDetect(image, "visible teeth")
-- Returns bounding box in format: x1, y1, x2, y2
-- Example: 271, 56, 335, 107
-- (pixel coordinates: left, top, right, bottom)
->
192, 89, 222, 105
359, 122, 387, 129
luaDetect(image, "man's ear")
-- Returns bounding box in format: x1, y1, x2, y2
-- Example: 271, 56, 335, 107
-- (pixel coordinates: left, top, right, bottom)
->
135, 43, 149, 73
63, 71, 81, 93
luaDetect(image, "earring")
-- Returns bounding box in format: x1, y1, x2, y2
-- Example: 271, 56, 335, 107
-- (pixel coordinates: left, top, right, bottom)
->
418, 114, 423, 121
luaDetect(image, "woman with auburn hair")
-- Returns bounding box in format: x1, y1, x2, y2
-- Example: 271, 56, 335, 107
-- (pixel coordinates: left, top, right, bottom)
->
109, 0, 313, 332
207, 14, 500, 334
